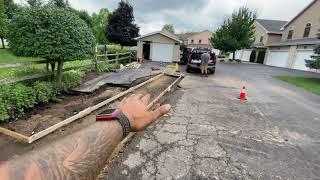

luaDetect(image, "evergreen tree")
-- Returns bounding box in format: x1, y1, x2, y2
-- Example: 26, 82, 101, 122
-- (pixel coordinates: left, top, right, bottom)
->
106, 1, 139, 47
305, 32, 320, 70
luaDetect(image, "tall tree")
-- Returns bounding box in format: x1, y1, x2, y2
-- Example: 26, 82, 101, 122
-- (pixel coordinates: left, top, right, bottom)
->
71, 9, 93, 28
0, 0, 8, 49
9, 6, 95, 82
4, 0, 18, 19
27, 0, 42, 7
106, 1, 139, 47
305, 32, 320, 70
210, 6, 256, 59
162, 24, 175, 33
92, 8, 109, 44
49, 0, 69, 8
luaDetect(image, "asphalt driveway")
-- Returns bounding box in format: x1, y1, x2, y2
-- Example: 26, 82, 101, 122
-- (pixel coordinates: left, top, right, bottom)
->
104, 63, 320, 179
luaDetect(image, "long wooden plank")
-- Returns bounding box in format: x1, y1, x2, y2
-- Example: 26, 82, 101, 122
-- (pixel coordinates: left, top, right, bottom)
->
96, 52, 131, 57
96, 56, 130, 64
0, 127, 30, 143
97, 75, 183, 178
28, 73, 164, 143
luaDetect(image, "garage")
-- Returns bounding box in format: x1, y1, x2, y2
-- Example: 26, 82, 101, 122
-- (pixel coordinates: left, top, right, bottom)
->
293, 49, 314, 71
152, 43, 174, 62
266, 51, 289, 68
135, 31, 182, 63
241, 49, 252, 62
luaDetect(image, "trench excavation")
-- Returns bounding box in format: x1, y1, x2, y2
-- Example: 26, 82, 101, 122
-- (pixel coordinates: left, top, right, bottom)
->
0, 73, 182, 163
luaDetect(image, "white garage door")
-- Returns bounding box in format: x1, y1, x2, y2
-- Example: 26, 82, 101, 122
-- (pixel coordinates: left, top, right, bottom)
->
293, 50, 314, 71
235, 50, 242, 60
241, 50, 252, 62
266, 51, 289, 68
152, 43, 173, 62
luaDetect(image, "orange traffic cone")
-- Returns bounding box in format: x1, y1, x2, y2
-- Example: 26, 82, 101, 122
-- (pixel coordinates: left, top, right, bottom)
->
239, 86, 247, 100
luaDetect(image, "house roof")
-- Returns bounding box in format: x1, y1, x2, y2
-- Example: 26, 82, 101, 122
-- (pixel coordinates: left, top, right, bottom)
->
187, 30, 214, 40
268, 38, 320, 47
256, 19, 288, 34
135, 31, 182, 43
281, 0, 317, 30
175, 34, 192, 41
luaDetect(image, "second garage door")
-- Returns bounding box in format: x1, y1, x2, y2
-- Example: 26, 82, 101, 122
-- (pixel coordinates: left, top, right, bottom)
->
266, 51, 289, 68
293, 49, 314, 71
152, 43, 173, 62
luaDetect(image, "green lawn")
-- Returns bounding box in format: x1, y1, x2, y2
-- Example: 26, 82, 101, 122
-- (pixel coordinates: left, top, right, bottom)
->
0, 47, 130, 79
0, 49, 42, 63
275, 76, 320, 96
0, 59, 93, 79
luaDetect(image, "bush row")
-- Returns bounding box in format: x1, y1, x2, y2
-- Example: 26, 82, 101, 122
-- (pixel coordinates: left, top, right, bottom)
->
0, 70, 85, 122
0, 60, 125, 122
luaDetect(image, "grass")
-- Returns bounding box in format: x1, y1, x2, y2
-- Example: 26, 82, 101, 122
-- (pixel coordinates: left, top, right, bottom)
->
0, 59, 93, 79
0, 46, 132, 79
275, 76, 320, 95
0, 49, 42, 63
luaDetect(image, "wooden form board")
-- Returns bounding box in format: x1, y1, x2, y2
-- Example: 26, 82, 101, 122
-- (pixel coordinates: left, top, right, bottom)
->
0, 73, 164, 143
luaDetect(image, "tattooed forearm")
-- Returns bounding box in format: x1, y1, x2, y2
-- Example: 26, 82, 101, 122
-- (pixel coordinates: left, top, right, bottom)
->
0, 121, 123, 180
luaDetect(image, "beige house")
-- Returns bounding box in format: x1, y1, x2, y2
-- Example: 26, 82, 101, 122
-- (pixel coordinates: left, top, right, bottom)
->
176, 33, 191, 45
135, 31, 182, 63
265, 0, 320, 71
252, 19, 288, 63
187, 30, 214, 49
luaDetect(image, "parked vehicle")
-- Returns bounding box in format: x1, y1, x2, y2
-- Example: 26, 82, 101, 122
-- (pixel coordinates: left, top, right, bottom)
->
180, 47, 194, 65
186, 49, 216, 74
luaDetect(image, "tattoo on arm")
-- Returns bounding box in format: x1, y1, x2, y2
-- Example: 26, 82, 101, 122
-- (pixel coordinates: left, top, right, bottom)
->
0, 121, 123, 180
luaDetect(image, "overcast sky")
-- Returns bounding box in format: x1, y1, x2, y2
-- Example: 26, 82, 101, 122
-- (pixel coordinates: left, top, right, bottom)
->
17, 0, 313, 34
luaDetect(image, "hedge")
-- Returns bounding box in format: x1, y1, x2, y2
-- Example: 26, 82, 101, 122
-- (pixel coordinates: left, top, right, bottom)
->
0, 70, 85, 122
0, 59, 124, 122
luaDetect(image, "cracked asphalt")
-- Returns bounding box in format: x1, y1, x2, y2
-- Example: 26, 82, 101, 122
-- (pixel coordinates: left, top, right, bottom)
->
103, 63, 320, 180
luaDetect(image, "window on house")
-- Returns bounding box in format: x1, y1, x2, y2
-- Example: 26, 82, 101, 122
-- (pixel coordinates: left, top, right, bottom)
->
199, 39, 202, 44
260, 36, 264, 43
191, 39, 194, 43
303, 23, 311, 38
287, 30, 293, 40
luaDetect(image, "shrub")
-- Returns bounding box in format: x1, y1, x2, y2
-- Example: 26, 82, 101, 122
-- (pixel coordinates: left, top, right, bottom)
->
0, 70, 86, 122
0, 84, 37, 120
33, 81, 54, 103
61, 70, 85, 89
8, 5, 96, 81
99, 63, 120, 72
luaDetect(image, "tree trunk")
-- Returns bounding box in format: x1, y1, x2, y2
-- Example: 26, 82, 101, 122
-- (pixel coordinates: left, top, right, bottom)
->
57, 59, 64, 83
1, 38, 5, 49
232, 51, 235, 60
50, 62, 56, 81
